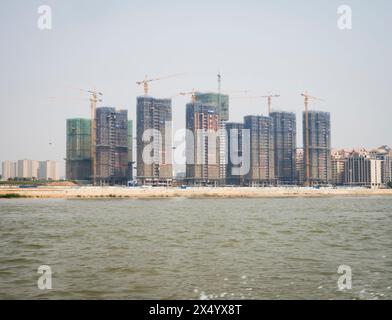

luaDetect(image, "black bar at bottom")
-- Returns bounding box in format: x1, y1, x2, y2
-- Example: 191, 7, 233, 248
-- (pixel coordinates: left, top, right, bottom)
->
1, 300, 389, 318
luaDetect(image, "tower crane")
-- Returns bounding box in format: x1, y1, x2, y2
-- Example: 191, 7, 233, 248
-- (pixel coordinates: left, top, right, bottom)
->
136, 73, 186, 96
261, 94, 281, 114
70, 87, 103, 186
176, 89, 252, 104
301, 92, 324, 187
178, 89, 197, 103
231, 93, 280, 114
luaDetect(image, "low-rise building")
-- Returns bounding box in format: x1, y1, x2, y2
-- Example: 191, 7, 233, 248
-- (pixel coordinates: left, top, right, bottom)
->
296, 148, 304, 186
331, 149, 347, 186
344, 149, 383, 188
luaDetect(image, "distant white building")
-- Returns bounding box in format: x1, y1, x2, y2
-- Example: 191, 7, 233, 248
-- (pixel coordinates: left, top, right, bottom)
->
1, 159, 59, 181
344, 151, 383, 188
1, 161, 17, 181
38, 160, 59, 180
296, 148, 304, 185
370, 159, 382, 188
31, 160, 40, 179
331, 149, 348, 186
17, 159, 30, 178
384, 152, 392, 184
17, 159, 39, 179
371, 146, 392, 185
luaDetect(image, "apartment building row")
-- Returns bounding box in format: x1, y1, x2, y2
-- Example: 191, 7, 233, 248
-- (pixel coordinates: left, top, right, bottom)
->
1, 159, 59, 181
66, 108, 133, 185
136, 92, 332, 187
64, 91, 390, 188
331, 146, 392, 188
63, 89, 332, 186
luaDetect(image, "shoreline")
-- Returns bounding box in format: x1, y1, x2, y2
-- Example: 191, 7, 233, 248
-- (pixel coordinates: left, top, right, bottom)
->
1, 186, 392, 199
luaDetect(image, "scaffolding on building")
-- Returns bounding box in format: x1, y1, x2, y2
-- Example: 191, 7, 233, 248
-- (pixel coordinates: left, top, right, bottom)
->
270, 111, 297, 185
66, 118, 92, 182
96, 107, 129, 185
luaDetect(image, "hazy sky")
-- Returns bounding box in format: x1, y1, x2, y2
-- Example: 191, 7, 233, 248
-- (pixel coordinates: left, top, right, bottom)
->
1, 0, 391, 176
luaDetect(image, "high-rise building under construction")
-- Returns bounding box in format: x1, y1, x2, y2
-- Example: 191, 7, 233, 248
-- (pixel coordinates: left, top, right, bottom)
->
244, 115, 274, 186
66, 118, 92, 181
303, 111, 331, 185
127, 120, 133, 181
186, 101, 220, 185
136, 96, 173, 185
270, 111, 297, 184
194, 92, 229, 183
194, 92, 229, 122
66, 115, 132, 184
225, 122, 245, 185
96, 107, 129, 185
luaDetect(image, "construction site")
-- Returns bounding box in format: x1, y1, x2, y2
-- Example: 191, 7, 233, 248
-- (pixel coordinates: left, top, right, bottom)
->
302, 110, 332, 185
270, 111, 297, 185
63, 75, 337, 188
65, 88, 133, 186
136, 96, 173, 186
66, 118, 92, 182
243, 115, 275, 186
134, 75, 180, 187
185, 101, 221, 186
95, 107, 129, 185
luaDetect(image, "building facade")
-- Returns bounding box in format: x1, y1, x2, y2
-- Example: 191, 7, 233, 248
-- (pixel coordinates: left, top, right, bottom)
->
225, 122, 246, 185
195, 92, 229, 182
344, 150, 383, 188
127, 120, 134, 181
195, 92, 229, 122
383, 151, 392, 184
38, 160, 60, 180
136, 97, 173, 185
331, 149, 347, 186
303, 111, 331, 185
370, 159, 383, 188
17, 159, 39, 179
66, 118, 92, 181
244, 115, 274, 186
186, 101, 220, 185
369, 145, 392, 185
344, 153, 369, 186
270, 111, 296, 185
296, 148, 304, 185
2, 160, 58, 181
96, 107, 129, 185
1, 161, 17, 181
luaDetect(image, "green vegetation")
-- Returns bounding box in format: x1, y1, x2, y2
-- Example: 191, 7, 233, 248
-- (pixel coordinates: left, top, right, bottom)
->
0, 179, 77, 186
0, 179, 45, 186
0, 193, 26, 199
387, 181, 392, 189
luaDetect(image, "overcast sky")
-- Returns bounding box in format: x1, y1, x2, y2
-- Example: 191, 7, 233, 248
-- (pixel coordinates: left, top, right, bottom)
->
0, 0, 391, 176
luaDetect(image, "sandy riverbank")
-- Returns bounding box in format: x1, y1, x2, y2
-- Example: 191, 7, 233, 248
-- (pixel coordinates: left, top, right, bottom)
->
1, 186, 392, 199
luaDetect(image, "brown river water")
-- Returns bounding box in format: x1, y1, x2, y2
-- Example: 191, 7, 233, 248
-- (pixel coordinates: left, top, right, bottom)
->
0, 197, 391, 299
